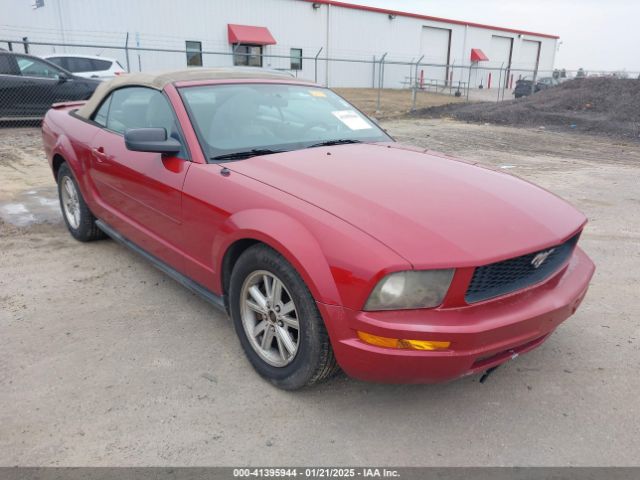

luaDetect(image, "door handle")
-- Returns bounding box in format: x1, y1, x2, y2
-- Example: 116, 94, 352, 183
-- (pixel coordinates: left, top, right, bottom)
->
91, 146, 108, 162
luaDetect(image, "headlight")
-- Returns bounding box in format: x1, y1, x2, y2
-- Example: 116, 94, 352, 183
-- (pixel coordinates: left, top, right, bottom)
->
364, 270, 454, 311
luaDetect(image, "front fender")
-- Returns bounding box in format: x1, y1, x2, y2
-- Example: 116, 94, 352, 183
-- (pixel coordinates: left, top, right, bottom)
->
214, 208, 342, 306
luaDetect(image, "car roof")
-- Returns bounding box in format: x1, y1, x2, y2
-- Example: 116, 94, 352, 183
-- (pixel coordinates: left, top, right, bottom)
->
1, 51, 46, 59
42, 54, 117, 61
76, 67, 314, 119
0, 50, 75, 75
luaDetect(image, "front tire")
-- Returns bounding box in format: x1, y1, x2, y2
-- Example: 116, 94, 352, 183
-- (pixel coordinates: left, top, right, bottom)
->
57, 163, 104, 242
229, 244, 339, 390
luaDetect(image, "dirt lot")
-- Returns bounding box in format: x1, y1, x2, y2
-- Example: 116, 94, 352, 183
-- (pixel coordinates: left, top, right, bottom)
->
1, 121, 639, 466
335, 88, 464, 118
415, 78, 640, 140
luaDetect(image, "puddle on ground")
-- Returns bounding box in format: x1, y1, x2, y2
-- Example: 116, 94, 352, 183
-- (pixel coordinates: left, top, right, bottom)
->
0, 187, 61, 226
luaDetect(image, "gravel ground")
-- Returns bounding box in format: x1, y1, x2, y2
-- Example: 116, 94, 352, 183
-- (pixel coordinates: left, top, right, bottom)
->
1, 121, 639, 466
413, 78, 640, 140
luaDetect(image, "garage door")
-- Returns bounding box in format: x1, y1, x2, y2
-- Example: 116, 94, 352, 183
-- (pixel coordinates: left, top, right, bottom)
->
519, 39, 541, 76
490, 35, 513, 87
419, 26, 451, 84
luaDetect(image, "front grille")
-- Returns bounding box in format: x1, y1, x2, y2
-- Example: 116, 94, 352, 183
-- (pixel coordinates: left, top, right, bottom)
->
465, 234, 580, 304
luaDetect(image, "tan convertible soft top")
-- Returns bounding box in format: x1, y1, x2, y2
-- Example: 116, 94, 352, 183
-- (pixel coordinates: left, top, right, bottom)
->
76, 67, 312, 119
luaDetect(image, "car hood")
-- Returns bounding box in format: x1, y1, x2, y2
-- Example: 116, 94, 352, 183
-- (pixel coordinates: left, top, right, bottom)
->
226, 143, 586, 268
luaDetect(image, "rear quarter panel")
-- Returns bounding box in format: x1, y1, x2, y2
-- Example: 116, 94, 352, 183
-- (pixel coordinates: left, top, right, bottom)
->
42, 105, 100, 210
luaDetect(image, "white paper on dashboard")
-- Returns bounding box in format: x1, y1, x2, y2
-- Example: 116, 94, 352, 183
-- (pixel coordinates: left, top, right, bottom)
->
331, 110, 372, 130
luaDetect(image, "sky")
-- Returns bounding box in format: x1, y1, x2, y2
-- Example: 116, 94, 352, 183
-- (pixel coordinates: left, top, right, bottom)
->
349, 0, 640, 72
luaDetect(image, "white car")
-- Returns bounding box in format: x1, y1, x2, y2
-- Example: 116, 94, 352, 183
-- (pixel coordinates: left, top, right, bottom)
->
42, 54, 126, 80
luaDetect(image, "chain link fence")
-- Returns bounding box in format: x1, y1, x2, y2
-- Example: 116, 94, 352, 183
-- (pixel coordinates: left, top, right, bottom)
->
2, 37, 639, 125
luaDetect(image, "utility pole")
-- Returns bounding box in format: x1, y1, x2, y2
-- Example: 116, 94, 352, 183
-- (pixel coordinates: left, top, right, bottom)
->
325, 2, 331, 86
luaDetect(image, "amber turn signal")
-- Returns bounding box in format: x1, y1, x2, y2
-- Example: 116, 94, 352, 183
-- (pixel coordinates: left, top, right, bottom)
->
357, 331, 450, 351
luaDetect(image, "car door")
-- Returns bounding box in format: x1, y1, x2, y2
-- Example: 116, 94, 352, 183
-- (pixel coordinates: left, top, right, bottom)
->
88, 86, 191, 271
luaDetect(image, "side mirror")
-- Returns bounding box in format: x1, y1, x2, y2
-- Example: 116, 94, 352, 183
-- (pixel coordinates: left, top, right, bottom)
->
124, 128, 182, 154
57, 73, 69, 83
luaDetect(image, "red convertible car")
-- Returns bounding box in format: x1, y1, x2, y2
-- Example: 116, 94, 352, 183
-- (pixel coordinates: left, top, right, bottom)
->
42, 68, 595, 389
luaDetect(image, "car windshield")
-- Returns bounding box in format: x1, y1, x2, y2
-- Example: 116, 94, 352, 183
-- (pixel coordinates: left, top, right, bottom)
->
179, 83, 391, 160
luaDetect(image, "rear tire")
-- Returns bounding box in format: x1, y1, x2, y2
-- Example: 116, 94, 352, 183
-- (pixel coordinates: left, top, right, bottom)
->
229, 244, 339, 390
57, 162, 105, 242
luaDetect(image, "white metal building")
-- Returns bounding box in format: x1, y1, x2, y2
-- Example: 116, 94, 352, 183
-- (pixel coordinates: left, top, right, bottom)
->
0, 0, 559, 88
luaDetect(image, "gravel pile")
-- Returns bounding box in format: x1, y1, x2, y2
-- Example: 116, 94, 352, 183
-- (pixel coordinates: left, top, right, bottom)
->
412, 77, 640, 139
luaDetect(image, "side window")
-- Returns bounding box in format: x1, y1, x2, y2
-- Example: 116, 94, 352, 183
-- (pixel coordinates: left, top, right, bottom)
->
93, 96, 111, 127
0, 54, 19, 75
107, 87, 158, 133
101, 87, 187, 157
66, 57, 95, 73
45, 57, 65, 68
16, 56, 62, 78
91, 59, 112, 71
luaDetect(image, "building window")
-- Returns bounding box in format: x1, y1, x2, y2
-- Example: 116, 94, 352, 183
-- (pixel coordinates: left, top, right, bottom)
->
233, 44, 263, 67
186, 41, 202, 67
290, 48, 302, 70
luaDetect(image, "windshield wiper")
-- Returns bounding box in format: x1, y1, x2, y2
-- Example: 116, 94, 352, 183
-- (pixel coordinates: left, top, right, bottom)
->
306, 139, 362, 149
211, 149, 285, 161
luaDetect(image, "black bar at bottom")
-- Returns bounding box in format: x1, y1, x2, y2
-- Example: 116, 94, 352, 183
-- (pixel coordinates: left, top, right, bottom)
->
0, 468, 639, 480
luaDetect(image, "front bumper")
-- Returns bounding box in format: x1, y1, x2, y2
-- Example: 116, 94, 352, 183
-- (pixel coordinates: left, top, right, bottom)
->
318, 247, 595, 383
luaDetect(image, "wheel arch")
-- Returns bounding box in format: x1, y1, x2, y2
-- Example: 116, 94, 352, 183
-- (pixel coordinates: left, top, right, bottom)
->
52, 153, 66, 181
220, 238, 261, 312
216, 209, 342, 308
50, 134, 82, 182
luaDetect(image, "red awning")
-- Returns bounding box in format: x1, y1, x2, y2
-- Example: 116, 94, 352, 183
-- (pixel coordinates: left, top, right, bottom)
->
470, 48, 489, 62
228, 24, 276, 45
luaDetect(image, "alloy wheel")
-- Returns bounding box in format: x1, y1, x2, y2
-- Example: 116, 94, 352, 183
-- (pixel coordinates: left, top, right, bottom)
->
60, 176, 80, 229
240, 270, 300, 367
